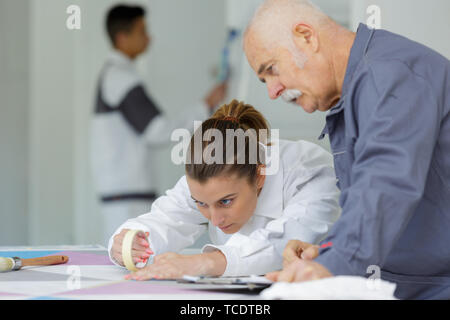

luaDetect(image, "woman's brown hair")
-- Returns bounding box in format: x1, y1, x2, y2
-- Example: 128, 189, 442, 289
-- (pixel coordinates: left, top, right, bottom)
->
185, 99, 270, 184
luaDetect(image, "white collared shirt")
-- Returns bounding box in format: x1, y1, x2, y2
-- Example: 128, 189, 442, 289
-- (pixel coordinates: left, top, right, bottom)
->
108, 139, 341, 276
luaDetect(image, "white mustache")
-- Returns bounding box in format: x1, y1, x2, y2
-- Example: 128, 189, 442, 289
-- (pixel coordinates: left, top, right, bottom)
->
281, 89, 302, 103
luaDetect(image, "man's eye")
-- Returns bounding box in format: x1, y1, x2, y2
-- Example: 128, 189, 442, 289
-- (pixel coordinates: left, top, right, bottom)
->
267, 64, 278, 74
220, 199, 233, 206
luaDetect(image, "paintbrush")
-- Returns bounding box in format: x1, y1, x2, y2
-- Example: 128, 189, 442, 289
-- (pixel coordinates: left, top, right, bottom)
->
0, 255, 69, 272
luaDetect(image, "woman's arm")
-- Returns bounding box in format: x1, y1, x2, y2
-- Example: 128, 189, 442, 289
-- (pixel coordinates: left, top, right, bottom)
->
125, 251, 227, 280
108, 176, 209, 267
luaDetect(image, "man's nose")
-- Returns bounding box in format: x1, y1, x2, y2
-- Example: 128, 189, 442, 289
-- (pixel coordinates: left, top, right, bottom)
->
267, 81, 284, 100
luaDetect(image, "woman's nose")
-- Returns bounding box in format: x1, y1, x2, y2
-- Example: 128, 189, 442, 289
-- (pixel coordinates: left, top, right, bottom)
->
210, 210, 226, 227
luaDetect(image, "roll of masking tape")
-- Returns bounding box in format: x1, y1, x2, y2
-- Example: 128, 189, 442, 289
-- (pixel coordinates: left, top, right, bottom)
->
122, 229, 146, 272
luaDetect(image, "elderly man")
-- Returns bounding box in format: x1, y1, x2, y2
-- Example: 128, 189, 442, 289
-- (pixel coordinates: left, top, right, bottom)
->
244, 0, 450, 299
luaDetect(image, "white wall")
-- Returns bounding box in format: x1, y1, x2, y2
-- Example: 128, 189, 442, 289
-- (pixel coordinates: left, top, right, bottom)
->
25, 0, 226, 246
0, 0, 225, 246
28, 0, 79, 245
350, 0, 450, 58
141, 0, 226, 195
136, 0, 226, 248
1, 0, 448, 247
0, 0, 30, 245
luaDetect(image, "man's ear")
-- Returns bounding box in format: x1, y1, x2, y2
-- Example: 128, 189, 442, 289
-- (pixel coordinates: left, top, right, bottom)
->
114, 32, 127, 49
292, 23, 319, 52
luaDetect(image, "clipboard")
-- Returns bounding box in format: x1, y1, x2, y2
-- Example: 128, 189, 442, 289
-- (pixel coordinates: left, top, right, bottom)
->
177, 275, 273, 289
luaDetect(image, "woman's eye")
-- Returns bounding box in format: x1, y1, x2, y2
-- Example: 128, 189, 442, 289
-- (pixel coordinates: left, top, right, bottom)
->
195, 201, 206, 207
220, 199, 233, 206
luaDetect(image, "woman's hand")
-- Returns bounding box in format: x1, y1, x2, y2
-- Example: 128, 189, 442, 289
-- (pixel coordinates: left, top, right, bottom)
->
124, 251, 227, 280
111, 229, 153, 266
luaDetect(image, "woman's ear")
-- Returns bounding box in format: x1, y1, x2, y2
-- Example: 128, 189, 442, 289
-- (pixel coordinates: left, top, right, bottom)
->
256, 165, 266, 190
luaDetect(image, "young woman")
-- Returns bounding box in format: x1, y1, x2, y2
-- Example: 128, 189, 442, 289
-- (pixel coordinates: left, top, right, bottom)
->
109, 99, 341, 280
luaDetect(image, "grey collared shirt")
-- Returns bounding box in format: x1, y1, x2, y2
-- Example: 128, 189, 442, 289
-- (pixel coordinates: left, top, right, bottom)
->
315, 23, 450, 300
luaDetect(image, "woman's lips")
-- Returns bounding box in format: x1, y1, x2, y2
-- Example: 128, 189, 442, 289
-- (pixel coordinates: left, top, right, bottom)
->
219, 223, 233, 231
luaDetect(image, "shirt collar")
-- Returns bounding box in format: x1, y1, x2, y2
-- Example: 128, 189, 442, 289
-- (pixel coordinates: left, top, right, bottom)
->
318, 23, 375, 140
252, 143, 284, 219
108, 49, 134, 66
341, 23, 375, 97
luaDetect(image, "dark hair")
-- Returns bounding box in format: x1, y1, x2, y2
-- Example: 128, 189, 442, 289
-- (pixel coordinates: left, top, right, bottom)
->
185, 99, 270, 184
106, 5, 146, 45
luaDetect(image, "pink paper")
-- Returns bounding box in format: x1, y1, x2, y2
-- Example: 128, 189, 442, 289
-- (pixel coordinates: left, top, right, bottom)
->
48, 251, 113, 266
0, 291, 25, 296
58, 281, 211, 296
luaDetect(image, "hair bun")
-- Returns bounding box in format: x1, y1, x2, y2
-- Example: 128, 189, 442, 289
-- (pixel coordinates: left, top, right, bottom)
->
222, 116, 239, 123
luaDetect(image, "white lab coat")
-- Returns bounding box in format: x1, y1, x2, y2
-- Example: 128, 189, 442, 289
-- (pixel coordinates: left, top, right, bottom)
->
108, 139, 341, 276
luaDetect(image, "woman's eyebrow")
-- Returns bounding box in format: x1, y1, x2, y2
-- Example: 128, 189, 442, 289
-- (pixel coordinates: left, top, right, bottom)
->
191, 193, 237, 203
217, 193, 237, 201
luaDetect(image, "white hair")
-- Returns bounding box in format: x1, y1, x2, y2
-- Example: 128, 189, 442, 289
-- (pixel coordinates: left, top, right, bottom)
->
245, 0, 333, 68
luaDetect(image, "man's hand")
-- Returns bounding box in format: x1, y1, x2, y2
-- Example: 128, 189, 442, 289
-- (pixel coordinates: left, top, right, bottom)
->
204, 82, 228, 111
111, 229, 153, 266
124, 251, 226, 280
283, 240, 319, 267
266, 259, 333, 282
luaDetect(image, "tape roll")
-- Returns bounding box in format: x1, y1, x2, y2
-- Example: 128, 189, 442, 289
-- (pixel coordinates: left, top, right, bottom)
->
122, 229, 145, 272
